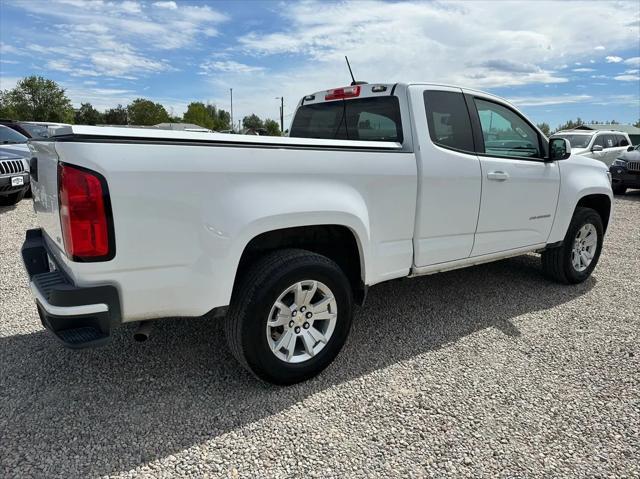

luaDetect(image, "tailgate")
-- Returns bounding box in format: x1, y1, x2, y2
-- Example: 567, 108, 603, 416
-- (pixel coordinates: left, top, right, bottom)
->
28, 140, 65, 255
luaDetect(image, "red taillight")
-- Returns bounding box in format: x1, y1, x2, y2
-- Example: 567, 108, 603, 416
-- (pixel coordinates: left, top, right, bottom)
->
58, 163, 113, 261
325, 85, 361, 101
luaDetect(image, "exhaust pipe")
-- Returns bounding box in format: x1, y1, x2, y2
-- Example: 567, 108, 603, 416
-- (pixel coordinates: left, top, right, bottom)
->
133, 321, 153, 342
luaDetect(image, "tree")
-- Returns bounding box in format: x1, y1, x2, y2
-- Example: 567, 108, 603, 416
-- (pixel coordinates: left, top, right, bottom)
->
555, 117, 584, 132
1, 76, 73, 122
536, 122, 551, 137
206, 104, 231, 130
183, 102, 214, 129
104, 104, 128, 125
634, 119, 640, 128
264, 118, 281, 136
242, 114, 263, 131
74, 102, 103, 125
127, 98, 169, 125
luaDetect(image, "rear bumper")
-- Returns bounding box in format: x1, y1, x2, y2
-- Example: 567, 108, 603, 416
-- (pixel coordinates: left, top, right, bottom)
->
21, 228, 121, 349
0, 172, 30, 195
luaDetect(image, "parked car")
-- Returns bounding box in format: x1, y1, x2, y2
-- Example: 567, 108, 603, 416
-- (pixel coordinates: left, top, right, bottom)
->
0, 150, 30, 206
22, 82, 612, 384
553, 130, 632, 166
609, 143, 640, 195
0, 125, 31, 198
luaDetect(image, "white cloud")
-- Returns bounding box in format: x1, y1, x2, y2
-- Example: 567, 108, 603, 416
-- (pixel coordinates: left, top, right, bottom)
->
614, 74, 640, 82
9, 0, 227, 78
572, 68, 595, 72
624, 57, 640, 66
223, 0, 638, 121
605, 56, 623, 63
153, 1, 177, 9
508, 94, 592, 107
0, 76, 21, 91
594, 45, 606, 51
200, 60, 264, 75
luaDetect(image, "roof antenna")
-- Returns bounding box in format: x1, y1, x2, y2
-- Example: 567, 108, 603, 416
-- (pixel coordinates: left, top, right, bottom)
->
345, 56, 357, 85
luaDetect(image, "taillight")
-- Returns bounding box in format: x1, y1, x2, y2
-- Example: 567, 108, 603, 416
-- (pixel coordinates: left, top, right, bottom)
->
325, 85, 361, 101
58, 163, 114, 261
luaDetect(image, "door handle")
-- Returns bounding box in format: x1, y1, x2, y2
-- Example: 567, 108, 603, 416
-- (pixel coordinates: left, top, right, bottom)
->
487, 171, 509, 181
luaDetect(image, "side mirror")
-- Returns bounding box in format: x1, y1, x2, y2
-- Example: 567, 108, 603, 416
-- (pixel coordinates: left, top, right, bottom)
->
628, 146, 634, 152
549, 137, 571, 161
591, 144, 603, 152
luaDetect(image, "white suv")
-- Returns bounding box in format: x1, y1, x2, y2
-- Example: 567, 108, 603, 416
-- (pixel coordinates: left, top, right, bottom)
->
554, 130, 633, 166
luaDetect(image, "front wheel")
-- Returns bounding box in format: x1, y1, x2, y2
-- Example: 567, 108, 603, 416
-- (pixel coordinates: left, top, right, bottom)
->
225, 249, 353, 385
541, 207, 604, 284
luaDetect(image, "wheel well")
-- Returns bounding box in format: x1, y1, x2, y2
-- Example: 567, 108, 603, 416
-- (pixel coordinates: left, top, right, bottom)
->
235, 225, 366, 304
576, 194, 611, 232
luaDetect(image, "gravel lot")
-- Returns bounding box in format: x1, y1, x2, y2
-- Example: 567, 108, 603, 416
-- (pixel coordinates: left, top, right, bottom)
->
1, 194, 639, 478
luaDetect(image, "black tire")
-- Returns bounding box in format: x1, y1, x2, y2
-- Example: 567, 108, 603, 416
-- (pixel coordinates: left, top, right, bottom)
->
0, 190, 25, 206
612, 184, 626, 195
225, 249, 353, 385
541, 207, 604, 284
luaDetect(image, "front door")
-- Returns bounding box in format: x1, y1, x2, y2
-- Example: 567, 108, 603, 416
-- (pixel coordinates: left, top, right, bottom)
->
468, 96, 561, 256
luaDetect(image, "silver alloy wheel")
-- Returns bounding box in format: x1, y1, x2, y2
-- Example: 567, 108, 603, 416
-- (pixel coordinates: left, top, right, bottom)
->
571, 223, 598, 272
266, 280, 338, 364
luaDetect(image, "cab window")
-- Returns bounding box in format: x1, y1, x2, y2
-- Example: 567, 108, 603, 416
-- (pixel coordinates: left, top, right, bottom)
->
474, 98, 541, 159
423, 90, 475, 153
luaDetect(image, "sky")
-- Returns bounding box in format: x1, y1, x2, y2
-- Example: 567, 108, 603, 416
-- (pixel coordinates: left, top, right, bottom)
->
0, 0, 639, 130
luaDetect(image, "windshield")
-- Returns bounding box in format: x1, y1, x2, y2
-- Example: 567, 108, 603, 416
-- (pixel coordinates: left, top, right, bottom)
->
290, 96, 403, 142
20, 123, 50, 139
0, 125, 28, 144
555, 134, 592, 149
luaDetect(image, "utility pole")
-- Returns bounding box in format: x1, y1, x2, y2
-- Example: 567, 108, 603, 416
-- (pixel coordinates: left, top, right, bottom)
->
230, 88, 233, 132
275, 96, 284, 134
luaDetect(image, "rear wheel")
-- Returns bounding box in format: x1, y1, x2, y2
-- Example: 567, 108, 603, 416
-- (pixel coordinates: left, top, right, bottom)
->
0, 190, 25, 206
541, 207, 603, 284
225, 249, 353, 385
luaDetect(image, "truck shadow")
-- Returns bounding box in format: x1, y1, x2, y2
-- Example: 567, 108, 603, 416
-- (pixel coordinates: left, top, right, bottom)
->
0, 254, 595, 477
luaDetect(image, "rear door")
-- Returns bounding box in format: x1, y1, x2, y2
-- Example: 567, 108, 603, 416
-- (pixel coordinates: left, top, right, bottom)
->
466, 93, 560, 256
410, 85, 482, 266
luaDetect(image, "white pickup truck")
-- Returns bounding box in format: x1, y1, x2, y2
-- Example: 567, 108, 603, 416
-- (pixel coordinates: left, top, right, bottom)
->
23, 82, 613, 384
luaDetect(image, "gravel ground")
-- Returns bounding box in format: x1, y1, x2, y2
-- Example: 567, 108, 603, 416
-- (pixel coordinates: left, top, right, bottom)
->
1, 194, 639, 478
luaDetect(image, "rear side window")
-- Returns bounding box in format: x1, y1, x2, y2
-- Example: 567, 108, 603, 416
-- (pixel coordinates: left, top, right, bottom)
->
593, 135, 606, 148
423, 90, 475, 152
618, 134, 629, 147
603, 135, 615, 149
290, 97, 403, 142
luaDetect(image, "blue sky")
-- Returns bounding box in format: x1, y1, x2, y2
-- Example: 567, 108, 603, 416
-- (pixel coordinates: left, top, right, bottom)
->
0, 0, 639, 129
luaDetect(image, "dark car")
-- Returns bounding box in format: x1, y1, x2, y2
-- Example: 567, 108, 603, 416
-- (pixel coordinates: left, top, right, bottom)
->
609, 144, 640, 195
0, 150, 30, 206
0, 125, 31, 204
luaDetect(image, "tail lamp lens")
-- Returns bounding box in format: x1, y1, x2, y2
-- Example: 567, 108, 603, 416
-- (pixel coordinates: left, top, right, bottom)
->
58, 163, 113, 260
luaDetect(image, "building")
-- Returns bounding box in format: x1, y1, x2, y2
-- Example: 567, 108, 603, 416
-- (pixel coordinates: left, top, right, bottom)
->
572, 124, 640, 146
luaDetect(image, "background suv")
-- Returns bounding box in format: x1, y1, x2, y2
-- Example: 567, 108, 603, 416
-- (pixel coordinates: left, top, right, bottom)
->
554, 130, 632, 166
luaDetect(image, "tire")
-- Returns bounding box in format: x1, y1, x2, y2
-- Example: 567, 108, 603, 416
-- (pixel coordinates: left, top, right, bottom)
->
612, 184, 626, 195
225, 248, 353, 385
541, 207, 604, 284
0, 190, 25, 206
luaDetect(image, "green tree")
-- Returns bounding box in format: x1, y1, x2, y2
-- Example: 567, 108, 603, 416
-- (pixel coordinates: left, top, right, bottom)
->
104, 104, 128, 125
205, 104, 231, 130
74, 102, 103, 125
127, 98, 169, 126
183, 102, 214, 129
555, 117, 584, 132
1, 76, 73, 122
242, 114, 263, 131
264, 118, 281, 136
536, 122, 551, 137
634, 119, 640, 128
